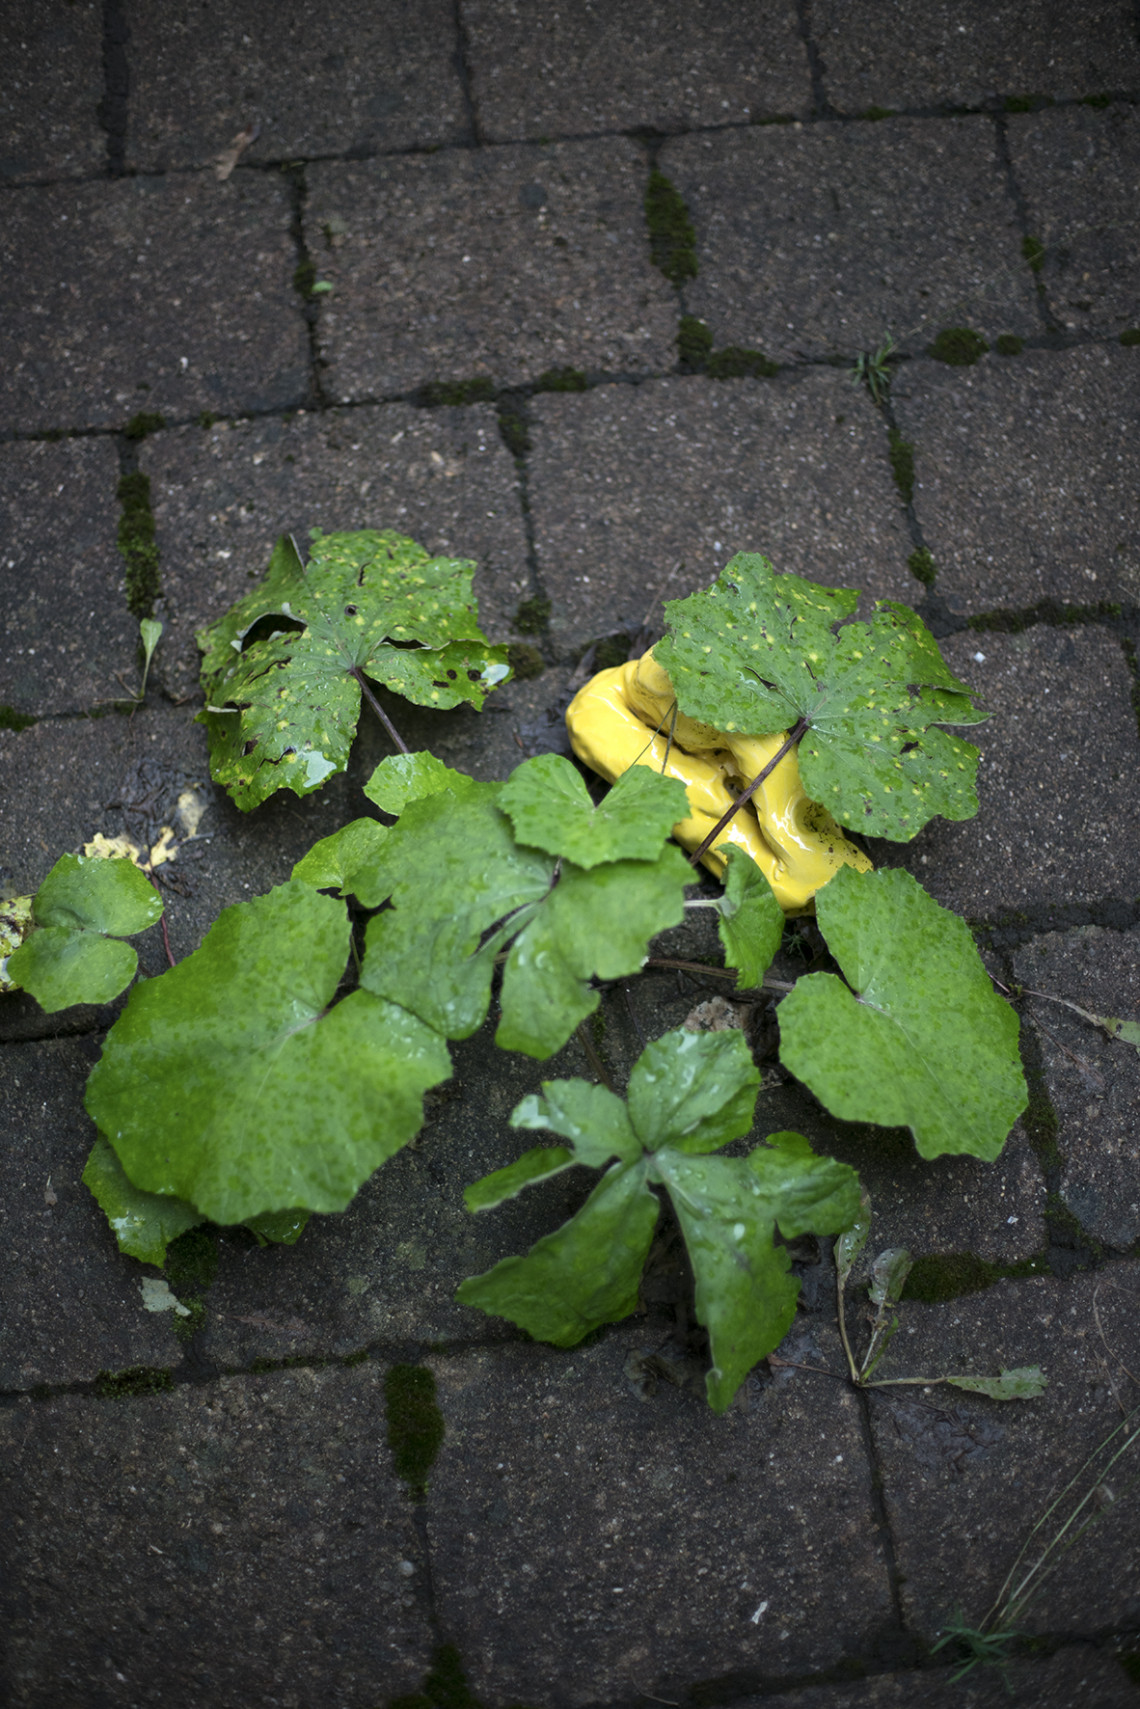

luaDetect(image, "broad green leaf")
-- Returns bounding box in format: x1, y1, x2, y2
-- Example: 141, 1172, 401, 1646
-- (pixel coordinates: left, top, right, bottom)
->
869, 1246, 913, 1310
835, 1188, 872, 1290
716, 847, 785, 989
498, 754, 689, 868
291, 818, 389, 894
363, 750, 476, 816
655, 554, 987, 841
85, 880, 452, 1224
245, 1208, 311, 1245
456, 1161, 659, 1346
82, 1135, 203, 1267
626, 1027, 760, 1154
510, 1079, 640, 1166
495, 848, 689, 1057
196, 531, 509, 809
8, 853, 163, 1012
778, 866, 1027, 1160
651, 1134, 862, 1410
464, 1145, 576, 1211
359, 772, 689, 1058
944, 1367, 1047, 1401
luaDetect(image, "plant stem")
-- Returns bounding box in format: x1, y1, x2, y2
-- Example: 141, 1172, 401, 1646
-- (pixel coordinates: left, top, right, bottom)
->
644, 956, 794, 993
352, 667, 410, 755
835, 1270, 861, 1385
576, 1019, 616, 1093
688, 716, 810, 868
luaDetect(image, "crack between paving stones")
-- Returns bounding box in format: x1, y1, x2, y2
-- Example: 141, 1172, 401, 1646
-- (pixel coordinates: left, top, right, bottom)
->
98, 0, 129, 178
993, 113, 1059, 336
451, 0, 484, 147
283, 163, 331, 411
795, 0, 836, 120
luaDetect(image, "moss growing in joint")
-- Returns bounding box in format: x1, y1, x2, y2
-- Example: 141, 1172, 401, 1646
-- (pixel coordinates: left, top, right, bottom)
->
513, 595, 551, 635
645, 170, 698, 284
506, 642, 545, 680
534, 366, 587, 393
995, 334, 1023, 356
902, 1251, 1040, 1304
497, 404, 529, 458
888, 428, 915, 504
929, 327, 989, 366
1004, 94, 1036, 114
908, 547, 936, 586
1021, 235, 1045, 275
706, 346, 779, 380
1082, 93, 1113, 110
862, 106, 895, 121
418, 378, 496, 408
96, 1366, 175, 1399
292, 259, 317, 297
198, 411, 219, 429
116, 470, 161, 618
592, 634, 630, 671
0, 705, 36, 732
677, 314, 713, 369
1120, 329, 1140, 347
385, 1364, 445, 1497
387, 1644, 482, 1709
166, 1227, 217, 1294
124, 411, 166, 442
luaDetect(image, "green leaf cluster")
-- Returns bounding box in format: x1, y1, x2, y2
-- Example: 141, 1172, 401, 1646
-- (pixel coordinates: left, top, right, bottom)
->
458, 1028, 862, 1411
197, 531, 510, 810
6, 853, 162, 1011
655, 554, 987, 840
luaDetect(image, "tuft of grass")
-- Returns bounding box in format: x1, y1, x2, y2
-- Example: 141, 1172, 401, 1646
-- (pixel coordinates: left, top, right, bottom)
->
645, 170, 698, 284
852, 334, 896, 405
929, 327, 989, 366
888, 428, 915, 504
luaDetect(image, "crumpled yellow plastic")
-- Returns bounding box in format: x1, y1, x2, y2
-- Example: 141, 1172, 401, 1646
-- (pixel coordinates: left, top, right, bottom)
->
565, 649, 872, 913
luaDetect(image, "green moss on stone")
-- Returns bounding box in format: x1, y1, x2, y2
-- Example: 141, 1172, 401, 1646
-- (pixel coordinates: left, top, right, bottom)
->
534, 366, 587, 393
1082, 93, 1113, 110
124, 412, 166, 442
166, 1227, 217, 1293
96, 1366, 175, 1399
1120, 329, 1140, 347
0, 705, 36, 732
995, 334, 1023, 356
645, 170, 698, 284
592, 635, 630, 670
513, 596, 551, 635
1021, 235, 1045, 274
419, 378, 496, 408
1004, 94, 1035, 113
497, 404, 530, 458
908, 547, 936, 586
116, 470, 161, 618
385, 1364, 445, 1497
388, 1644, 484, 1709
929, 327, 989, 366
293, 259, 317, 297
198, 411, 219, 429
706, 346, 779, 380
862, 106, 895, 121
506, 642, 545, 680
677, 315, 713, 369
888, 428, 915, 504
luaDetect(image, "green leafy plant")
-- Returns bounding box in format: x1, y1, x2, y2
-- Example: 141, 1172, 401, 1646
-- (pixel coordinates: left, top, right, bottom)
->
9, 547, 1054, 1411
851, 333, 896, 404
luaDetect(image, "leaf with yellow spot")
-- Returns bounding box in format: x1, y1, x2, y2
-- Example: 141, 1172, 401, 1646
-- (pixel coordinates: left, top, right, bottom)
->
197, 531, 511, 811
655, 554, 987, 841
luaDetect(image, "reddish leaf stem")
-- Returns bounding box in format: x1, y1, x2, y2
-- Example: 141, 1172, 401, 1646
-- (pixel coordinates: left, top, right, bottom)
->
352, 667, 411, 755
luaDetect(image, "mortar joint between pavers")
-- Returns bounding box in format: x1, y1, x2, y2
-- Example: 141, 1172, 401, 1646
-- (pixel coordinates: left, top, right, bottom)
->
281, 160, 333, 412
794, 0, 839, 121
992, 113, 1063, 337
450, 0, 484, 149
98, 0, 129, 178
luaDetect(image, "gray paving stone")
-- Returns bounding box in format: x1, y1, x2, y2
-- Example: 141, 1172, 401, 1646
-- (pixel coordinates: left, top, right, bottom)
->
813, 1, 1140, 115
306, 140, 677, 397
867, 1262, 1140, 1640
0, 0, 105, 183
664, 118, 1038, 362
734, 1646, 1139, 1708
461, 0, 810, 139
1012, 927, 1140, 1250
426, 1324, 891, 1704
0, 438, 138, 717
1, 1035, 183, 1390
874, 626, 1140, 919
527, 372, 917, 656
1009, 103, 1140, 336
0, 173, 308, 434
893, 345, 1140, 612
124, 0, 469, 172
0, 1366, 432, 1706
142, 404, 529, 702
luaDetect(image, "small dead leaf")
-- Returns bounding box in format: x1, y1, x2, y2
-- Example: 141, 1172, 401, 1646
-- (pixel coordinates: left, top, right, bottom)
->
214, 121, 260, 181
682, 994, 746, 1033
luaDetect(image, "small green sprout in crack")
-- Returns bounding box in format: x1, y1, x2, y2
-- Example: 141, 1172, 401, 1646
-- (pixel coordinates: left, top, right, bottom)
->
385, 1364, 445, 1498
930, 327, 989, 366
645, 169, 698, 283
908, 547, 936, 587
888, 428, 916, 504
95, 1366, 175, 1399
932, 1613, 1023, 1686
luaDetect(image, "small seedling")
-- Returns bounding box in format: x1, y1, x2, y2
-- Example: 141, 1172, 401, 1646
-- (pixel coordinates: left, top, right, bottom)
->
137, 618, 162, 698
851, 334, 896, 405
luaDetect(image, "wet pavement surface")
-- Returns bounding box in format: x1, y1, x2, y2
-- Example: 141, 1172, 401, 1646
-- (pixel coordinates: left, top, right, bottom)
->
1, 5, 1139, 1706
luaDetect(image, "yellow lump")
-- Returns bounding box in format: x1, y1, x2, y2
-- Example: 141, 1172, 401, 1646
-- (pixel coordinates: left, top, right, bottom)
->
565, 649, 871, 913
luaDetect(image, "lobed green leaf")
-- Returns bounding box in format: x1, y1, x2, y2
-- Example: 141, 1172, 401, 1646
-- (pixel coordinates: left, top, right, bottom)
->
8, 853, 163, 1012
627, 1026, 760, 1154
291, 818, 389, 895
498, 754, 689, 868
715, 847, 785, 989
463, 1145, 576, 1211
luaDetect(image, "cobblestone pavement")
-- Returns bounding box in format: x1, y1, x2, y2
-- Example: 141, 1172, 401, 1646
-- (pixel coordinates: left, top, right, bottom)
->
2, 5, 1139, 1706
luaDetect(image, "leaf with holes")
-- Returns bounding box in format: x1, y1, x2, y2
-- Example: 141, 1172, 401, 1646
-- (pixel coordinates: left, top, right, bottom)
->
655, 553, 987, 840
7, 853, 163, 1012
357, 759, 689, 1058
85, 880, 452, 1225
778, 866, 1027, 1159
196, 531, 510, 809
